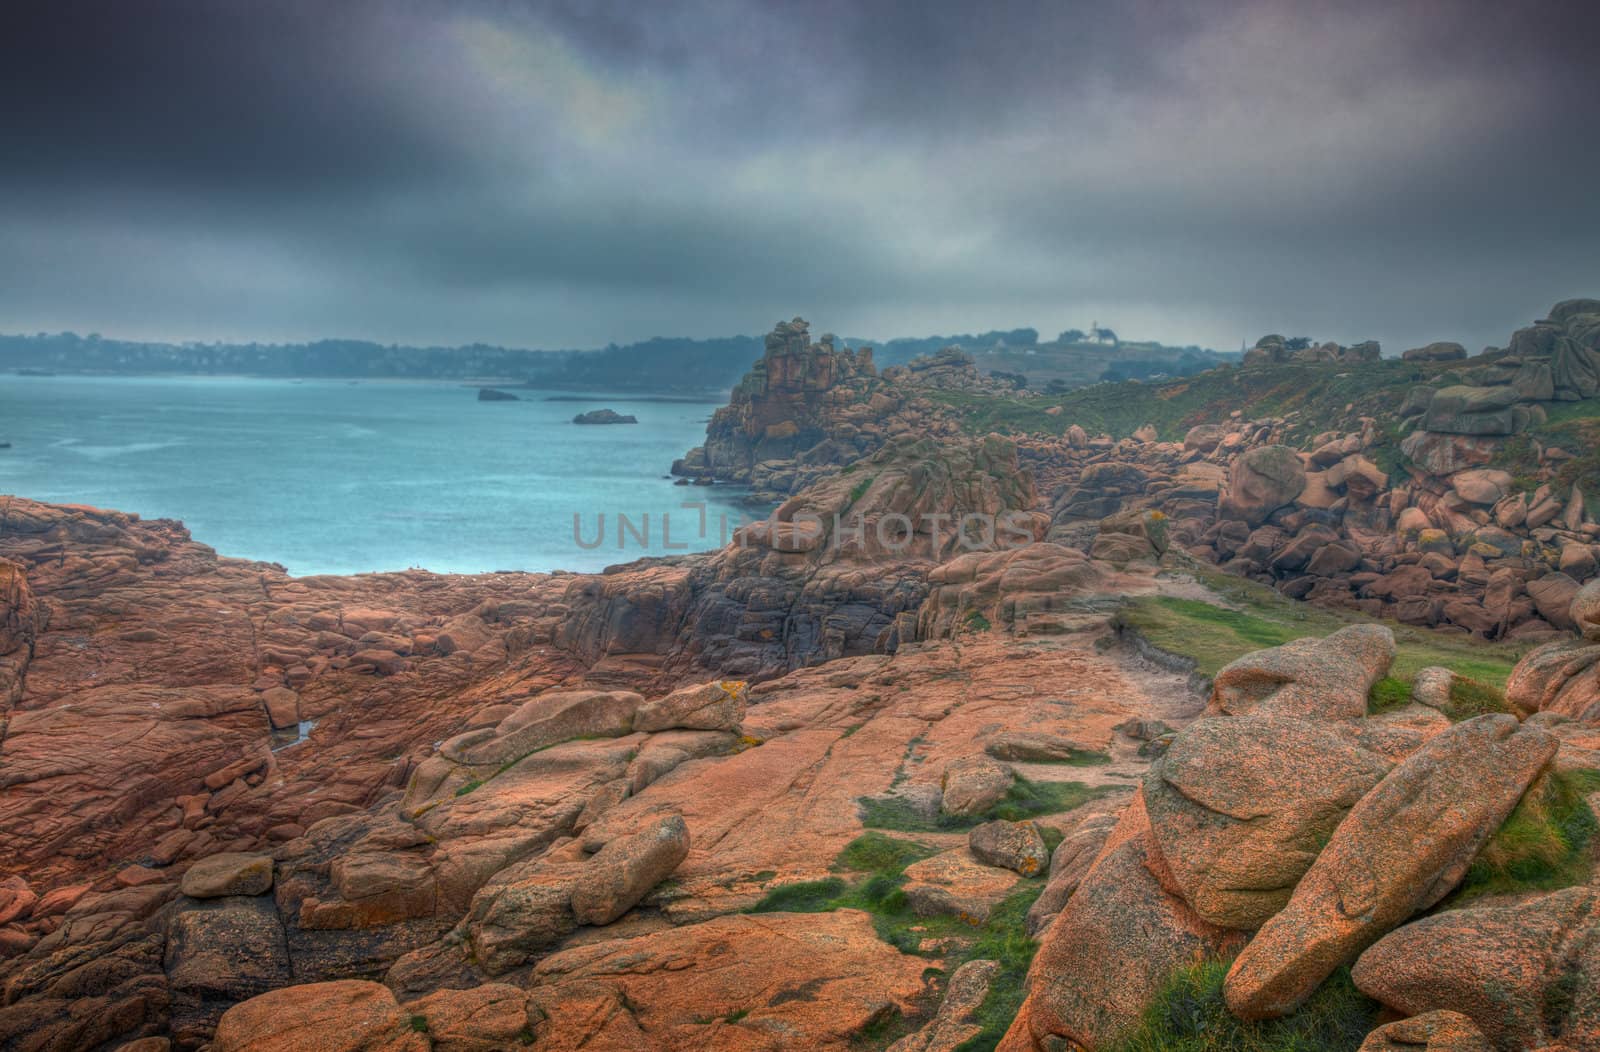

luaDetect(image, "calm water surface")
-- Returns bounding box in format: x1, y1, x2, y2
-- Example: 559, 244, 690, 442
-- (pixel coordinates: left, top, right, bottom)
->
0, 375, 753, 575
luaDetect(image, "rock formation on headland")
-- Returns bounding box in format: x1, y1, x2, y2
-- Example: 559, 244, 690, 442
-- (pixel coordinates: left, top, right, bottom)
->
4, 299, 1600, 1051
673, 317, 1007, 501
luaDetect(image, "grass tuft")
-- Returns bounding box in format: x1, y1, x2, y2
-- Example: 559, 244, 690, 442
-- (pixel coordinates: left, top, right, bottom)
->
1442, 676, 1520, 721
1365, 677, 1412, 715
1109, 958, 1378, 1052
1452, 768, 1600, 903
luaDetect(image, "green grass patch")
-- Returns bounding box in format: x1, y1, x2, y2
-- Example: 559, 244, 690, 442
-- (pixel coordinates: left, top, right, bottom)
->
453, 779, 483, 797
963, 609, 993, 632
1117, 566, 1526, 688
748, 877, 849, 913
407, 1015, 430, 1034
1109, 957, 1379, 1052
1365, 677, 1413, 715
950, 888, 1048, 1052
860, 776, 1112, 834
849, 475, 876, 504
832, 831, 939, 877
750, 831, 1048, 1052
1442, 676, 1520, 721
1450, 768, 1600, 904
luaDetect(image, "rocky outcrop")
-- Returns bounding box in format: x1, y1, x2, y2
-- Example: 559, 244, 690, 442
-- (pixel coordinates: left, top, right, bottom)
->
1003, 792, 1248, 1050
475, 387, 518, 402
1003, 624, 1565, 1051
572, 408, 637, 424
1209, 624, 1396, 720
1353, 887, 1600, 1051
1223, 714, 1557, 1019
1024, 299, 1600, 643
676, 318, 975, 501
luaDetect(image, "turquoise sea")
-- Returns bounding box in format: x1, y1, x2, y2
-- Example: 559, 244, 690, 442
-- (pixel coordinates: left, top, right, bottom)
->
0, 375, 755, 576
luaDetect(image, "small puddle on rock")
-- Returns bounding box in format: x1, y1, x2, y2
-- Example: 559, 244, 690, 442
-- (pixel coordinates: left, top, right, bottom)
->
270, 719, 316, 752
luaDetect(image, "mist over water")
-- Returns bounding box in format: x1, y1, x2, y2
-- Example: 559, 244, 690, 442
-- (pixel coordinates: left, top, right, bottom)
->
0, 375, 752, 575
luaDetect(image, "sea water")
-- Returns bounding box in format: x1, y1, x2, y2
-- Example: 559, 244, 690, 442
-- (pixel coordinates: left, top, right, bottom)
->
0, 374, 755, 576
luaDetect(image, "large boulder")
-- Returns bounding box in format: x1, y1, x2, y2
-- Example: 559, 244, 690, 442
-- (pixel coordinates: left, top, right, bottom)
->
1225, 446, 1307, 526
438, 689, 642, 767
1001, 795, 1247, 1050
569, 814, 690, 926
1423, 386, 1522, 436
1402, 342, 1467, 362
1503, 637, 1600, 722
968, 820, 1048, 877
1223, 715, 1558, 1020
212, 980, 427, 1052
1208, 625, 1395, 721
940, 756, 1014, 817
1504, 578, 1600, 722
1143, 714, 1395, 929
1449, 468, 1513, 506
1353, 887, 1600, 1051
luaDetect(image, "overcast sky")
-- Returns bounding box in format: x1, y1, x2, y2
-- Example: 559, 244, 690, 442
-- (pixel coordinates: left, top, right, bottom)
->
2, 0, 1595, 354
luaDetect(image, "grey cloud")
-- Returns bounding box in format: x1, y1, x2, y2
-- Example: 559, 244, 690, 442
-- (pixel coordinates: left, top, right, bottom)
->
0, 0, 1595, 352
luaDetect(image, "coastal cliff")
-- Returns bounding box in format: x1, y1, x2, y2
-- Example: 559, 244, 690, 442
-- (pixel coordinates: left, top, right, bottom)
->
4, 303, 1600, 1051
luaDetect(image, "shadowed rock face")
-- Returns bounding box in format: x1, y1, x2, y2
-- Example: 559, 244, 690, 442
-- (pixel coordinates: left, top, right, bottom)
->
571, 432, 1047, 682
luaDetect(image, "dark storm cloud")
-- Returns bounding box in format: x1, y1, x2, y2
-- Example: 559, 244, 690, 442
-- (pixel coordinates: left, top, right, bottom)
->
0, 0, 1595, 351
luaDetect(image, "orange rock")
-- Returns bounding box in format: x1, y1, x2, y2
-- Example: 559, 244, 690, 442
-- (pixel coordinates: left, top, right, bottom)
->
1002, 793, 1247, 1050
1208, 624, 1395, 721
569, 814, 690, 926
1143, 714, 1394, 929
402, 983, 531, 1051
1224, 715, 1558, 1020
1357, 1011, 1492, 1051
527, 911, 930, 1050
1353, 887, 1600, 1050
212, 980, 428, 1052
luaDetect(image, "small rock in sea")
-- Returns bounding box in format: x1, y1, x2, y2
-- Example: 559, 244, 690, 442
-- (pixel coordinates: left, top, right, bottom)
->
477, 387, 520, 402
573, 409, 638, 425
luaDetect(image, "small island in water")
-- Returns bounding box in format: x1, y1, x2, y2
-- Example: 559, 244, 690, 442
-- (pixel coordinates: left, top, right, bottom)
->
573, 408, 638, 424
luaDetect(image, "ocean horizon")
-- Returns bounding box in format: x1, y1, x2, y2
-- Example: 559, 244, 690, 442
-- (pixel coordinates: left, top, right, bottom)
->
0, 374, 755, 576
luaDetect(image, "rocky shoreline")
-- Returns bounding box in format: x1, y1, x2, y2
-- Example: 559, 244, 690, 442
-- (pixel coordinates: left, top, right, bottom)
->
2, 301, 1600, 1051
